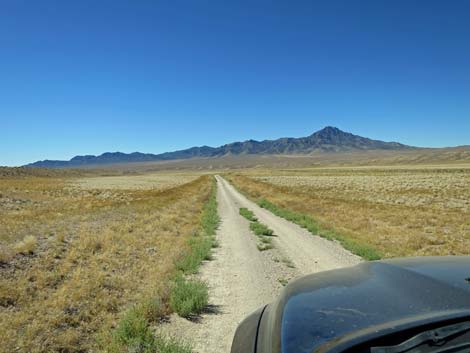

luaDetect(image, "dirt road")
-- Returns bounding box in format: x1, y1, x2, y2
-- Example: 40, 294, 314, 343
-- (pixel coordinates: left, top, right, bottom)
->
160, 175, 361, 353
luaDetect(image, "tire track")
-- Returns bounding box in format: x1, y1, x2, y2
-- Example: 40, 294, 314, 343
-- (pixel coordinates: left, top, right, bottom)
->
160, 175, 361, 353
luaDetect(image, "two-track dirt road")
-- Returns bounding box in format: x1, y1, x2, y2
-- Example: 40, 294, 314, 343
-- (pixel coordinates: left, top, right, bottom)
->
160, 175, 361, 353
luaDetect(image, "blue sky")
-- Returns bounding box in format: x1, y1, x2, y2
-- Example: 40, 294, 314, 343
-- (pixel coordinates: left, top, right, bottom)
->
1, 0, 470, 166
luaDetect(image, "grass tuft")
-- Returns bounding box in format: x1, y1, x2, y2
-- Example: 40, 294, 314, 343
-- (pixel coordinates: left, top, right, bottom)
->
257, 243, 274, 251
55, 232, 66, 244
201, 183, 220, 238
14, 235, 38, 255
260, 236, 272, 244
176, 236, 214, 273
239, 207, 275, 251
249, 221, 274, 236
111, 305, 192, 353
281, 257, 295, 268
112, 306, 156, 352
239, 208, 257, 221
169, 276, 208, 318
155, 336, 192, 353
138, 296, 165, 323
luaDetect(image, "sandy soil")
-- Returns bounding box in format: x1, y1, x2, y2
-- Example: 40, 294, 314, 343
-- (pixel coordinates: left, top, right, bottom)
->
160, 176, 361, 353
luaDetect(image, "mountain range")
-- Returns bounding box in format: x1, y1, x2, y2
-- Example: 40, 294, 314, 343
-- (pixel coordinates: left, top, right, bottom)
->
27, 127, 412, 168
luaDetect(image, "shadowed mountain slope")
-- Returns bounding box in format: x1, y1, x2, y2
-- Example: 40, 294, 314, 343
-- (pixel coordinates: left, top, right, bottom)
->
27, 127, 412, 168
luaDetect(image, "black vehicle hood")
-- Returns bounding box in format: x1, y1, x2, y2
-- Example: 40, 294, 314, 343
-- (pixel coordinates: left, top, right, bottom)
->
267, 256, 470, 353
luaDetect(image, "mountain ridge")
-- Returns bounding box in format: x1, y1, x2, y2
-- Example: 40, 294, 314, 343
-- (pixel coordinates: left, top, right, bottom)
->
27, 127, 413, 168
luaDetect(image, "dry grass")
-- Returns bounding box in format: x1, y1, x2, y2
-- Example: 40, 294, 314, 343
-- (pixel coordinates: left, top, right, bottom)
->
73, 173, 199, 190
14, 235, 37, 254
0, 172, 213, 353
227, 166, 470, 258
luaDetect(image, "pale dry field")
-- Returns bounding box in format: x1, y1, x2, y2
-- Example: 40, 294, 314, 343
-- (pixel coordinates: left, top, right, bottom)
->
229, 165, 470, 258
73, 173, 199, 190
255, 170, 470, 212
0, 171, 212, 353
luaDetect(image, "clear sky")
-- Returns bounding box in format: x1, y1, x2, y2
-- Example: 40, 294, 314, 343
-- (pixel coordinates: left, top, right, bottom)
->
2, 0, 470, 166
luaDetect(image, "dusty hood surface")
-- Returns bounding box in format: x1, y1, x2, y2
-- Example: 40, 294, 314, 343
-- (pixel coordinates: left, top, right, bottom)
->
262, 256, 470, 353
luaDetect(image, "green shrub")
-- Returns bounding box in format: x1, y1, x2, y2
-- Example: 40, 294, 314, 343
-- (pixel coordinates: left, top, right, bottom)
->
260, 236, 272, 244
170, 276, 208, 318
239, 208, 257, 221
112, 306, 155, 352
201, 182, 220, 237
139, 296, 165, 323
257, 243, 274, 251
111, 305, 191, 353
176, 236, 214, 273
250, 221, 274, 236
155, 336, 192, 353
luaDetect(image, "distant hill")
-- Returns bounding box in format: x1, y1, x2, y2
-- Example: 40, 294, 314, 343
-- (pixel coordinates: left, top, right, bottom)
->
26, 127, 413, 168
0, 166, 93, 178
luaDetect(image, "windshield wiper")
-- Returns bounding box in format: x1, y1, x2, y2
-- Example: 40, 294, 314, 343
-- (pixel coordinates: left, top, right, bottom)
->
371, 321, 470, 353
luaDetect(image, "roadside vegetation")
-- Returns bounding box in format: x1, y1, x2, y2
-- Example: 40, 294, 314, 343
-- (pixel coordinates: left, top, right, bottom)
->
228, 166, 470, 258
175, 177, 219, 275
249, 221, 274, 237
239, 207, 275, 251
110, 303, 192, 353
239, 207, 257, 221
171, 179, 219, 318
258, 198, 380, 260
169, 275, 209, 318
0, 172, 216, 353
274, 256, 295, 269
